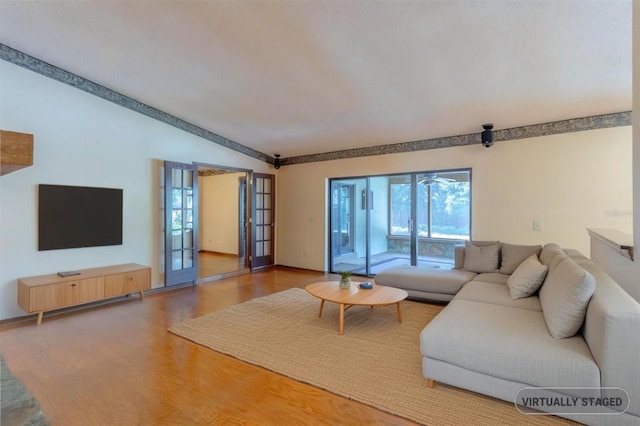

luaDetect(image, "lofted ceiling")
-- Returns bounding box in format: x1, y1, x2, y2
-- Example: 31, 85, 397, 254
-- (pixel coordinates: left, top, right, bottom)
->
0, 1, 632, 160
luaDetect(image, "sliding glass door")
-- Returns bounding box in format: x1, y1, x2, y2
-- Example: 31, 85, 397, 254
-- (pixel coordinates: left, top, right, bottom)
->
330, 178, 367, 273
369, 174, 414, 273
332, 183, 355, 255
329, 169, 471, 277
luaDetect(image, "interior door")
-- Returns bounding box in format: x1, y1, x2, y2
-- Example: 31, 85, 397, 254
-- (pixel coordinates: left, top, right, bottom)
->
238, 176, 247, 260
252, 173, 275, 268
164, 161, 198, 286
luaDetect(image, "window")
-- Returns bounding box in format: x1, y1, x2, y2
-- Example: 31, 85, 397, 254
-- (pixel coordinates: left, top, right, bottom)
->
388, 171, 470, 239
389, 181, 411, 236
417, 171, 470, 239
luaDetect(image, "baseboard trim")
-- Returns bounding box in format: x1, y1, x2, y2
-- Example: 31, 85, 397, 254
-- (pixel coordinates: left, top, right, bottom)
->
0, 293, 145, 328
274, 264, 327, 274
0, 266, 324, 327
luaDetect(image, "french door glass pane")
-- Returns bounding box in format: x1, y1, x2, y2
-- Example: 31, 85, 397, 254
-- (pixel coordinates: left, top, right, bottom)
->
172, 169, 182, 186
183, 250, 193, 268
172, 189, 182, 209
172, 251, 182, 271
171, 210, 182, 230
182, 170, 192, 188
172, 231, 182, 249
183, 230, 193, 248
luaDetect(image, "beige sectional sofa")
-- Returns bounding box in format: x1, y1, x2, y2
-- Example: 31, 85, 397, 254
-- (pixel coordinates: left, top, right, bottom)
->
375, 242, 640, 425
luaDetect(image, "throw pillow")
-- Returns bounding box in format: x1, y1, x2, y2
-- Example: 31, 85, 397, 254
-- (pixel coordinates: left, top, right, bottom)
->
539, 257, 596, 338
539, 243, 568, 269
507, 254, 548, 299
500, 243, 543, 274
462, 241, 500, 273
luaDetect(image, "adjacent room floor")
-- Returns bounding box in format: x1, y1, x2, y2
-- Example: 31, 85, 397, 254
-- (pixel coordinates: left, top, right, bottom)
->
198, 251, 248, 278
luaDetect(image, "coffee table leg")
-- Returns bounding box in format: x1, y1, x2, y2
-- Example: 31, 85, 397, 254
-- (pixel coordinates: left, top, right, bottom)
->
339, 303, 345, 335
396, 302, 403, 323
318, 300, 325, 317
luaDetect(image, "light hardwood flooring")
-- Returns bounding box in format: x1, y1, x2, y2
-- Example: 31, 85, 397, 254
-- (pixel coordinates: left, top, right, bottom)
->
198, 251, 248, 278
0, 267, 417, 426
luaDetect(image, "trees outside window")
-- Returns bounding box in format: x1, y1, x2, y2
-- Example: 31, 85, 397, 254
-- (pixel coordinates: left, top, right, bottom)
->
389, 171, 470, 239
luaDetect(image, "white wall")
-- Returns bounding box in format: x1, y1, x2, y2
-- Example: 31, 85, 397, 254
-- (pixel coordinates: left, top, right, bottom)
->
633, 0, 640, 298
200, 172, 245, 254
0, 61, 271, 320
276, 126, 633, 271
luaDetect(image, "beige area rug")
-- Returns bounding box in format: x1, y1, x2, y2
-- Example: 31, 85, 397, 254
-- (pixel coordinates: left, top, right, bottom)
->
169, 288, 576, 425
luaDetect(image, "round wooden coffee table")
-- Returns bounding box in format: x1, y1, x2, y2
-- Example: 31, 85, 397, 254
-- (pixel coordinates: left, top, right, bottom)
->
305, 281, 408, 335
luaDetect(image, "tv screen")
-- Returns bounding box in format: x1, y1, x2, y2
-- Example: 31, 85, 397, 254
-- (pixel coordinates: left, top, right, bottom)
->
38, 184, 123, 251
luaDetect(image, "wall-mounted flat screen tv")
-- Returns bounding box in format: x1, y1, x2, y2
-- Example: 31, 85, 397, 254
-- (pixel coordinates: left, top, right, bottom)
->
38, 184, 123, 251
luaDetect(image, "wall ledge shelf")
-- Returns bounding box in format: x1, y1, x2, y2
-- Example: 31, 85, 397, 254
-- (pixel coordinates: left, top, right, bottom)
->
0, 130, 34, 176
587, 228, 634, 261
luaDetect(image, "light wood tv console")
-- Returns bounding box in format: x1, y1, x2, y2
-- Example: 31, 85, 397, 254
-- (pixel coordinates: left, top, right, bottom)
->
18, 263, 151, 324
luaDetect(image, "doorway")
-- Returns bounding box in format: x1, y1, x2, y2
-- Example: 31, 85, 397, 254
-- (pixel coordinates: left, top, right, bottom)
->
197, 166, 251, 279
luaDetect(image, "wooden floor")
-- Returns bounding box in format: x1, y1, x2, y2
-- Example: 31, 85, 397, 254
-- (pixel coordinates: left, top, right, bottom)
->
0, 267, 417, 426
198, 251, 248, 278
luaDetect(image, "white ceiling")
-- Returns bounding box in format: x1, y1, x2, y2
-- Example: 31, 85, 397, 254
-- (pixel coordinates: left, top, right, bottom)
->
0, 1, 632, 159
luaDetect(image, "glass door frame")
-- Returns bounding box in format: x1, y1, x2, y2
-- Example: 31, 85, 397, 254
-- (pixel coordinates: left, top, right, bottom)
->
328, 168, 471, 277
251, 173, 276, 269
164, 161, 198, 287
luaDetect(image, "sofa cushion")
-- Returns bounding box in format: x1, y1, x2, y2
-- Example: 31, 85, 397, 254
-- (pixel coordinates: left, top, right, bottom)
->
374, 265, 477, 295
539, 257, 596, 338
454, 241, 498, 269
420, 299, 600, 392
470, 272, 509, 285
539, 243, 567, 269
507, 254, 548, 299
499, 243, 542, 274
456, 281, 542, 311
462, 241, 500, 273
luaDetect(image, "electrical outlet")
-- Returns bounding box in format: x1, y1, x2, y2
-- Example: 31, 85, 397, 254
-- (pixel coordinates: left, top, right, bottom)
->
532, 220, 543, 232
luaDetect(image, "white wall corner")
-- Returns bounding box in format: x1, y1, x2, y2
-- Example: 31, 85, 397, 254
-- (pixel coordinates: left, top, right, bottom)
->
633, 0, 640, 293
